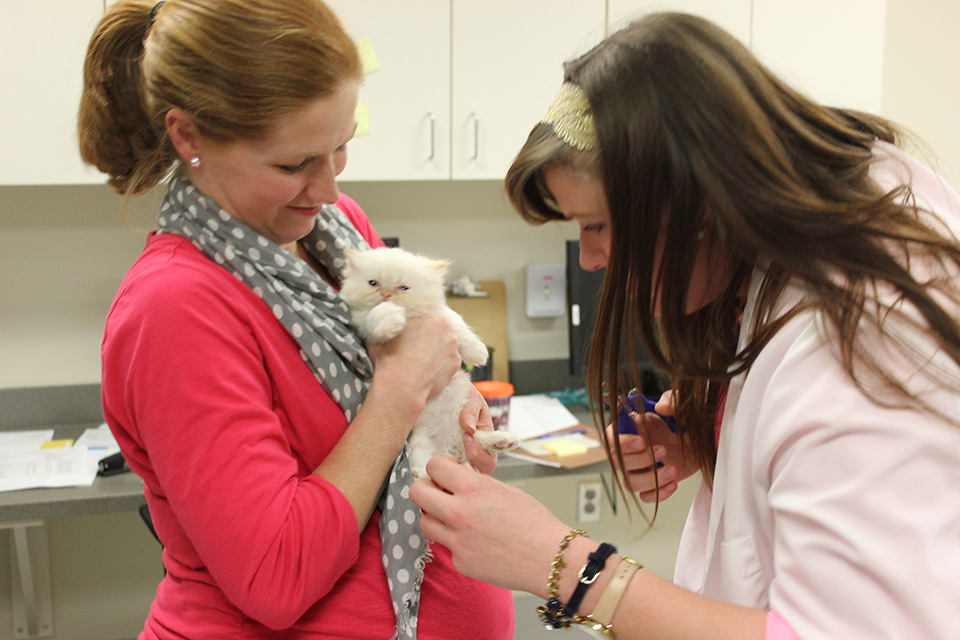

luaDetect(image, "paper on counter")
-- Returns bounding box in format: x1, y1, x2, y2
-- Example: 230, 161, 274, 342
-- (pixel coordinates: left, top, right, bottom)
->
507, 395, 581, 440
0, 424, 118, 492
518, 432, 600, 457
0, 429, 55, 453
0, 447, 98, 492
75, 422, 120, 455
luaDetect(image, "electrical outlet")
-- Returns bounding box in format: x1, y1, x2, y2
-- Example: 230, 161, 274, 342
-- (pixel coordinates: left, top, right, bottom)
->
577, 481, 602, 523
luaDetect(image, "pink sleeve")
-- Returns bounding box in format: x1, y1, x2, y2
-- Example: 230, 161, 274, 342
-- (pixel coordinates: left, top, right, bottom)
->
336, 193, 386, 248
766, 610, 801, 640
104, 262, 360, 629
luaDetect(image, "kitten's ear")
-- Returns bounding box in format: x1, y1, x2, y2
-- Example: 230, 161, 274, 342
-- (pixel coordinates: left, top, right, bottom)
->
427, 259, 451, 273
343, 248, 363, 273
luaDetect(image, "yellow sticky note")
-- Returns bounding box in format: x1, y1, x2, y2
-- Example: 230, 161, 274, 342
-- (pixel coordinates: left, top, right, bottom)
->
542, 440, 588, 457
40, 439, 73, 449
354, 102, 370, 137
356, 38, 379, 75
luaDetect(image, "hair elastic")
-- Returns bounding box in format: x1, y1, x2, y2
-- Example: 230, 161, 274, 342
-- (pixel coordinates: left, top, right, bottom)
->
149, 1, 167, 28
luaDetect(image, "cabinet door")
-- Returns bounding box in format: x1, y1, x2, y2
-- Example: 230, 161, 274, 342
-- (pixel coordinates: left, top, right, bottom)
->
329, 0, 451, 181
608, 1, 885, 114
0, 0, 106, 185
450, 0, 606, 180
751, 0, 885, 112
607, 0, 752, 45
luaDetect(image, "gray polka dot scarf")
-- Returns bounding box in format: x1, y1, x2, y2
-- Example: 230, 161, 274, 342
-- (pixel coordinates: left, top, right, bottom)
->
156, 175, 429, 639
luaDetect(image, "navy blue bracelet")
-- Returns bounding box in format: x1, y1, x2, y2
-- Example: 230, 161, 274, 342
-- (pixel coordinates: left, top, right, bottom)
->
563, 542, 618, 619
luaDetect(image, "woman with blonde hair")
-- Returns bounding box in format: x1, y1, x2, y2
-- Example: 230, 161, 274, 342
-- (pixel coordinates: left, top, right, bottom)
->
79, 1, 514, 638
412, 12, 960, 639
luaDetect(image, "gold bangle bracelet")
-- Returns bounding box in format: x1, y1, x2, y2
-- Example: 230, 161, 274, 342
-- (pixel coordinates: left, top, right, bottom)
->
585, 556, 642, 632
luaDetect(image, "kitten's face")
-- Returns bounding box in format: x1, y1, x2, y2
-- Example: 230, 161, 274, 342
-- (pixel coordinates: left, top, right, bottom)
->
341, 248, 448, 313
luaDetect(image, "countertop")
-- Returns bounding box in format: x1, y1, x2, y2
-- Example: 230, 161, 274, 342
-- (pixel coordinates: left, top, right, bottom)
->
0, 421, 606, 523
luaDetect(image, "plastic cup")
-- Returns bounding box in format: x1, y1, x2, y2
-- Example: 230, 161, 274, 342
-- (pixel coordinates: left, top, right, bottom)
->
473, 381, 515, 431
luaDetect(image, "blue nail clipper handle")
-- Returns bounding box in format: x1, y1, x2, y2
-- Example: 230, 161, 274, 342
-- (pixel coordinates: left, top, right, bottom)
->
617, 393, 678, 434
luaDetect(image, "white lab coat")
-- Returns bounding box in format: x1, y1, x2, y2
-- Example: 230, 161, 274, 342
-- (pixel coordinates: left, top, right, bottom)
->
674, 144, 960, 639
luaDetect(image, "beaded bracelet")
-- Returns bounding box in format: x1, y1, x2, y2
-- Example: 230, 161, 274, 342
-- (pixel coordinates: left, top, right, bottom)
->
536, 529, 588, 629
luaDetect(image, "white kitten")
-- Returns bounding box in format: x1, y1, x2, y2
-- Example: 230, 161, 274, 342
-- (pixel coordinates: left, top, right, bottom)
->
341, 247, 520, 477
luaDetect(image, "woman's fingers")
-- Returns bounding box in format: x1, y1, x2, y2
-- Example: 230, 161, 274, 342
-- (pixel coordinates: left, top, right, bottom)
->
463, 432, 497, 474
604, 421, 678, 501
638, 479, 679, 503
421, 455, 470, 495
369, 314, 462, 399
460, 385, 494, 435
459, 386, 497, 473
411, 456, 571, 594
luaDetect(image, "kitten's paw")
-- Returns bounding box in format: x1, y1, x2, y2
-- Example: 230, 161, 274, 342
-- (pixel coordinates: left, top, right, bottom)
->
460, 338, 489, 368
367, 302, 407, 342
475, 430, 521, 453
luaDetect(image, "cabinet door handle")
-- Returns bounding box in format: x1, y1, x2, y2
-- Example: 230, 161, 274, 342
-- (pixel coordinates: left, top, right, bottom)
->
427, 112, 436, 161
470, 112, 479, 160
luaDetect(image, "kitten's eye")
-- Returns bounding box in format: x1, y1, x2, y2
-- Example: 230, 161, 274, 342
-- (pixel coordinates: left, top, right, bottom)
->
367, 279, 379, 287
397, 285, 409, 292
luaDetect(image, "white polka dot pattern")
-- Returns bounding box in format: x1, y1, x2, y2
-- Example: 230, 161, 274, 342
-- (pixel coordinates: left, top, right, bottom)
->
378, 447, 432, 639
157, 175, 373, 421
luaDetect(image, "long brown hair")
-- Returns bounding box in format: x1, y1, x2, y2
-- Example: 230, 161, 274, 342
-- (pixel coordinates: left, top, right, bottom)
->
78, 0, 361, 196
507, 12, 960, 499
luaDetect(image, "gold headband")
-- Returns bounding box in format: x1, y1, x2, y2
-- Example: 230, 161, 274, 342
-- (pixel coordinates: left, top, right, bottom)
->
541, 83, 597, 151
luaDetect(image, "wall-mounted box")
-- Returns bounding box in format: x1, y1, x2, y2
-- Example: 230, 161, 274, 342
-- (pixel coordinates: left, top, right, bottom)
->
526, 263, 566, 318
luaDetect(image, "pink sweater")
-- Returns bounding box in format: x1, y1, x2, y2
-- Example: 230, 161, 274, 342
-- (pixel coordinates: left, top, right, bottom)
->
102, 195, 514, 639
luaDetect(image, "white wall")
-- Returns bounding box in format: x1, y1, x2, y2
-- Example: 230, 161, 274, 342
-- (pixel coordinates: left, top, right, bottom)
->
4, 2, 958, 390
881, 0, 960, 188
0, 179, 577, 389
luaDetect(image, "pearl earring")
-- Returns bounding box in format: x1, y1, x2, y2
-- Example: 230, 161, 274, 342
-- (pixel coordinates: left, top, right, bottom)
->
189, 156, 201, 168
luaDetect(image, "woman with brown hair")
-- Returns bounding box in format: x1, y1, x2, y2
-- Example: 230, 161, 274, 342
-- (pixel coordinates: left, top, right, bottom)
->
80, 1, 513, 638
412, 12, 960, 639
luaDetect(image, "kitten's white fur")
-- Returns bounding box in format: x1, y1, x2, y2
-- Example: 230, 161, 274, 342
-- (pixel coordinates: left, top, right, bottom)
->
341, 247, 520, 477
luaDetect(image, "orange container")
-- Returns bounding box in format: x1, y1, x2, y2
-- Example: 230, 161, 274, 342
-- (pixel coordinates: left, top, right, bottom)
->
474, 381, 515, 430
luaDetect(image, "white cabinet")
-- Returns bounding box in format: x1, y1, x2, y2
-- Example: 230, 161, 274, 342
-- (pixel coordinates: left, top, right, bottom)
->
0, 0, 107, 185
449, 1, 605, 180
607, 0, 886, 113
0, 2, 886, 186
751, 0, 886, 113
327, 0, 452, 181
333, 0, 606, 181
607, 0, 752, 44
